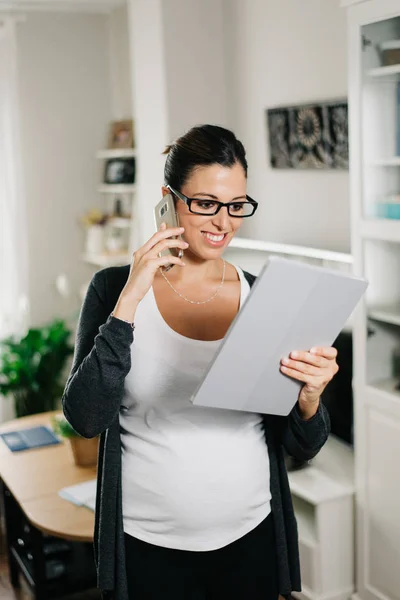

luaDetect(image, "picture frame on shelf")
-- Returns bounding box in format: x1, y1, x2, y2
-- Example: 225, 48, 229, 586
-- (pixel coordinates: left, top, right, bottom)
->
104, 158, 135, 185
108, 119, 134, 149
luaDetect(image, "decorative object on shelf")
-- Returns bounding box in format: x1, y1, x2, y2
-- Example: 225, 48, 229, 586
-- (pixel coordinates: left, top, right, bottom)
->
0, 320, 74, 418
379, 40, 400, 66
85, 225, 105, 255
114, 197, 123, 217
52, 414, 99, 467
371, 194, 400, 220
108, 119, 134, 149
105, 228, 126, 254
266, 99, 349, 169
80, 209, 109, 255
104, 157, 135, 185
80, 208, 108, 227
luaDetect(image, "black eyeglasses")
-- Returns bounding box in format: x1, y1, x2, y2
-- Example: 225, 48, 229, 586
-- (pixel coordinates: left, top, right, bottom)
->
167, 185, 258, 218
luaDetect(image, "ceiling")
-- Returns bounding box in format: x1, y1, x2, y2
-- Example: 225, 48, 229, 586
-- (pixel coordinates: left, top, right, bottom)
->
0, 0, 126, 13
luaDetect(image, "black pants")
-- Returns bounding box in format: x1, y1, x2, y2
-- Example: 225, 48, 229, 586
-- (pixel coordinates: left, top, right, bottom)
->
124, 513, 279, 599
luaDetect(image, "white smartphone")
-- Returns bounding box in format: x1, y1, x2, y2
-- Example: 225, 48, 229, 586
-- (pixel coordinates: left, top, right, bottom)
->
154, 193, 184, 270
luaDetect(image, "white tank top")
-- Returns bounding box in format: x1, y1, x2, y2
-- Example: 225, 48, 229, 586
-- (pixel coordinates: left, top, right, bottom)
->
120, 265, 271, 551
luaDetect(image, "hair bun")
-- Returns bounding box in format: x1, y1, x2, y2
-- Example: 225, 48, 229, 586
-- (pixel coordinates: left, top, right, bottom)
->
163, 144, 173, 155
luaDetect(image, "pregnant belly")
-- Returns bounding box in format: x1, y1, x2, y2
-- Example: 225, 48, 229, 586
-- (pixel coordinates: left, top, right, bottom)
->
121, 423, 271, 539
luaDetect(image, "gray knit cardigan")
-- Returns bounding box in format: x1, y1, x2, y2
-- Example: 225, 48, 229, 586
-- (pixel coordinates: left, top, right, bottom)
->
62, 265, 330, 599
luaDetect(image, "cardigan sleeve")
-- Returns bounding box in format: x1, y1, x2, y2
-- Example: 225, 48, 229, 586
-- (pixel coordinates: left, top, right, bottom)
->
280, 401, 331, 462
62, 269, 133, 439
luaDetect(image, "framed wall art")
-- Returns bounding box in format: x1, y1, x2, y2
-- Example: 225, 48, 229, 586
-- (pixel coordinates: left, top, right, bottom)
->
266, 100, 348, 169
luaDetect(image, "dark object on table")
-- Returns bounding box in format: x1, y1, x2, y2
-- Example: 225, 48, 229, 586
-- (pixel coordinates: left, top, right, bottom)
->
104, 158, 135, 184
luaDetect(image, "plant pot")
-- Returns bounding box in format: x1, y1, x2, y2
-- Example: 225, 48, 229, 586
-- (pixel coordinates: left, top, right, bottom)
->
69, 436, 99, 467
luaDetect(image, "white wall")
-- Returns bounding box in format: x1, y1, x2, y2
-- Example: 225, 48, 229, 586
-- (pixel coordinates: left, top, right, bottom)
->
224, 0, 350, 253
162, 0, 228, 139
108, 3, 133, 120
16, 12, 112, 326
128, 0, 228, 244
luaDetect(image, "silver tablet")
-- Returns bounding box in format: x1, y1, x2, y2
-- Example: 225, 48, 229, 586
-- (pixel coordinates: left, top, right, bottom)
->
191, 256, 368, 416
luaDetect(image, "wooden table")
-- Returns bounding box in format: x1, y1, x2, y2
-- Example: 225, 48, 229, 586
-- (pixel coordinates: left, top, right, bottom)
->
0, 411, 98, 599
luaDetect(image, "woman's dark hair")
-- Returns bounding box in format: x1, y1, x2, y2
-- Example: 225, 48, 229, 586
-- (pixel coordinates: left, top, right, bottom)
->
163, 124, 247, 191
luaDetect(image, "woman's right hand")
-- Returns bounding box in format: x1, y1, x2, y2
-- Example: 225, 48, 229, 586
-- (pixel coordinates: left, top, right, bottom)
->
113, 224, 188, 321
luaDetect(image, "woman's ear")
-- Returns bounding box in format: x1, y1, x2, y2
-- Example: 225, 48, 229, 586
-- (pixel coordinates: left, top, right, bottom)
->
161, 186, 169, 197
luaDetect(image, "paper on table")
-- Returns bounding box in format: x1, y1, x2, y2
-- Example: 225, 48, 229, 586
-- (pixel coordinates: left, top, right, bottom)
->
59, 479, 97, 511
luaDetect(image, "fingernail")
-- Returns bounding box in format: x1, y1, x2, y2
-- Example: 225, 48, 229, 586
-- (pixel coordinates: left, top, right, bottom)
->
310, 347, 318, 354
183, 242, 189, 247
291, 351, 298, 358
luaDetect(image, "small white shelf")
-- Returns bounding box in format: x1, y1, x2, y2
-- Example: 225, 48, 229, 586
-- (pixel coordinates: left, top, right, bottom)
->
228, 237, 353, 265
288, 436, 354, 504
368, 304, 400, 326
370, 157, 400, 166
289, 466, 353, 504
367, 64, 400, 78
366, 379, 400, 404
361, 218, 400, 242
97, 148, 136, 159
83, 252, 130, 267
98, 184, 136, 194
107, 217, 132, 229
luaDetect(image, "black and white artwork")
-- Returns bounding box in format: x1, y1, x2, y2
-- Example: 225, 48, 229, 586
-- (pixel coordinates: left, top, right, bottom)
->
104, 158, 136, 184
266, 100, 348, 169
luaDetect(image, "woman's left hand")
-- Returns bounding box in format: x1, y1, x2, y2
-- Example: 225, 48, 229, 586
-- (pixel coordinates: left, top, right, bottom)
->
280, 347, 339, 420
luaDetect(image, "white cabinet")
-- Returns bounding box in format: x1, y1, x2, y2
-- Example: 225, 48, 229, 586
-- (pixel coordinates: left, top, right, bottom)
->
342, 1, 400, 599
290, 437, 355, 600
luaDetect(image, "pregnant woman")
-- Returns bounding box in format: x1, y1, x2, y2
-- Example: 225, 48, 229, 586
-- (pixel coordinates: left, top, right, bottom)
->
62, 124, 337, 600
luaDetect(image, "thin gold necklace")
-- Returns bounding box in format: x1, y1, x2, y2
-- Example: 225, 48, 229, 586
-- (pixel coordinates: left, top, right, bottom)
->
160, 260, 226, 305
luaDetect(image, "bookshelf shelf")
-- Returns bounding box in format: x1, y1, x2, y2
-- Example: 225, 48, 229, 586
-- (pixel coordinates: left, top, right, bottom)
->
361, 218, 400, 242
343, 3, 400, 600
368, 63, 400, 78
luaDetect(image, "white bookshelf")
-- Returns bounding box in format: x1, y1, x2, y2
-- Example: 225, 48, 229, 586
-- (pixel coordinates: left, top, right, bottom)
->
343, 2, 400, 600
82, 146, 137, 268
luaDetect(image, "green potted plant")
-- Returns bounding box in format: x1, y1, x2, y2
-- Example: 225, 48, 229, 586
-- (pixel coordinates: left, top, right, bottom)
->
52, 414, 98, 467
0, 319, 74, 418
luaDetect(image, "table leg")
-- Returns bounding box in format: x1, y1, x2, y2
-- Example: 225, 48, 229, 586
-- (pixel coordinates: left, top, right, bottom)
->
29, 525, 47, 600
1, 481, 20, 588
